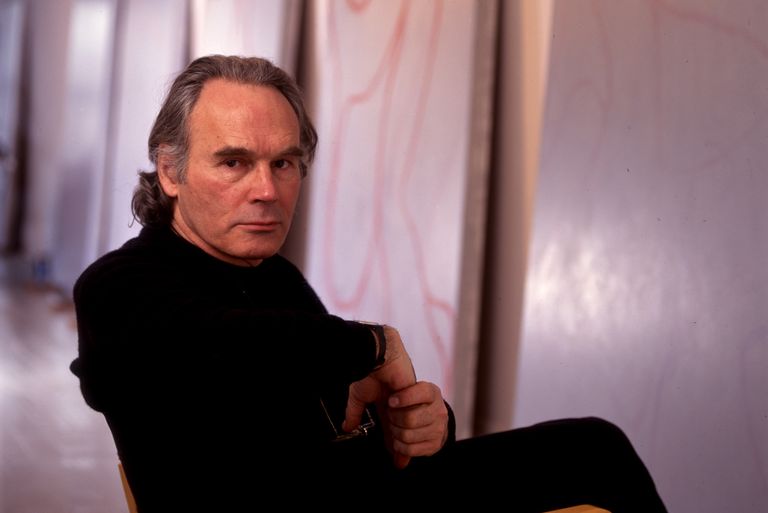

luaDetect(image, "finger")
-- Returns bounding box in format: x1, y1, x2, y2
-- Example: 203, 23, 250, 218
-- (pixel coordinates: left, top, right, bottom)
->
342, 394, 367, 432
388, 423, 444, 445
393, 453, 411, 470
388, 404, 435, 430
391, 437, 445, 459
388, 401, 448, 430
388, 381, 441, 409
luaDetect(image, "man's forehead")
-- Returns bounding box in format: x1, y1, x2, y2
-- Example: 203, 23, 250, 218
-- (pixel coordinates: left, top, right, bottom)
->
187, 79, 300, 153
194, 79, 282, 113
190, 79, 297, 124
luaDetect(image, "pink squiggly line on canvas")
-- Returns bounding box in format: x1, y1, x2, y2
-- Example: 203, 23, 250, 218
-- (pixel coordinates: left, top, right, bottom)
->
322, 0, 455, 389
394, 1, 454, 388
323, 0, 409, 312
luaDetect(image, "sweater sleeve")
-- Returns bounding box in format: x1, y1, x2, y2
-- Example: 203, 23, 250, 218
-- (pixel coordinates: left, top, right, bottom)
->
71, 252, 378, 413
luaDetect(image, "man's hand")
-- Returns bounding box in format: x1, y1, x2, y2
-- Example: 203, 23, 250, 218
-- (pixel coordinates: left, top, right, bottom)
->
342, 326, 449, 468
342, 326, 415, 432
384, 381, 450, 468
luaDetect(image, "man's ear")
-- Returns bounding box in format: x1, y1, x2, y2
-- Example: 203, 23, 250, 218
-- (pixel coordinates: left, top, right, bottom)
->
156, 148, 179, 198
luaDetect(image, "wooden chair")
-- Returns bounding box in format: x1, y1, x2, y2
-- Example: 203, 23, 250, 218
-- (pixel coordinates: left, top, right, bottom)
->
547, 507, 610, 513
118, 463, 138, 513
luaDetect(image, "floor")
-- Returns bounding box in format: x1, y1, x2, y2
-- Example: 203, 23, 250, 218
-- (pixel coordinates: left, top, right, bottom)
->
0, 275, 127, 513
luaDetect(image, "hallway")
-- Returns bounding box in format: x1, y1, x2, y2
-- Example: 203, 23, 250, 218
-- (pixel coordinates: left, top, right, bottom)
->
0, 273, 127, 513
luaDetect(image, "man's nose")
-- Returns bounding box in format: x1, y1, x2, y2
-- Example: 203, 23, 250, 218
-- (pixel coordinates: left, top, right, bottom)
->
247, 163, 278, 202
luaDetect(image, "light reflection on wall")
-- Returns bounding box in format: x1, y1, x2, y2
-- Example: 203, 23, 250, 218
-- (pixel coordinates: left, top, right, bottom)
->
515, 1, 768, 511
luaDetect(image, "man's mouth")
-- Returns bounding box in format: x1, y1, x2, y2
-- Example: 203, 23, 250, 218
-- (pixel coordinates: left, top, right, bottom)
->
237, 221, 281, 231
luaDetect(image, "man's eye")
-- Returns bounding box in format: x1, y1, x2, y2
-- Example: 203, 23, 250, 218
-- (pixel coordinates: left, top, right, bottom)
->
273, 159, 290, 169
224, 159, 239, 168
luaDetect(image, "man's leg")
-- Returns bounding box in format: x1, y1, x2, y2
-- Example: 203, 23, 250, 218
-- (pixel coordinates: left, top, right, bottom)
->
404, 417, 667, 513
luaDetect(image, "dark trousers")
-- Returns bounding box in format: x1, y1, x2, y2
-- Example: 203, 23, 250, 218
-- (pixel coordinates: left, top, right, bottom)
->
395, 417, 668, 512
130, 417, 668, 511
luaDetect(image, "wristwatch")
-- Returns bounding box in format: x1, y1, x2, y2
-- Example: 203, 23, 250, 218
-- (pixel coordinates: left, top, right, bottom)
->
360, 322, 386, 368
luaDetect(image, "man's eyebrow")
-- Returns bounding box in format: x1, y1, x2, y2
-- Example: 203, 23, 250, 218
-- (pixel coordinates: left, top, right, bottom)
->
212, 146, 255, 159
278, 145, 305, 159
211, 145, 305, 159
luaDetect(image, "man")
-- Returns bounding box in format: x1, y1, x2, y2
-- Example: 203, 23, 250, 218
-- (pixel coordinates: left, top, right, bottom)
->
71, 55, 667, 511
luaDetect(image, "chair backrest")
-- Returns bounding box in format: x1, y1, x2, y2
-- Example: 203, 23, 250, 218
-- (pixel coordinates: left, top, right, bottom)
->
118, 463, 138, 513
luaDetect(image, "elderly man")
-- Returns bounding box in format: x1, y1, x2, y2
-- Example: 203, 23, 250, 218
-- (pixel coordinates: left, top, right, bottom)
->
71, 55, 667, 512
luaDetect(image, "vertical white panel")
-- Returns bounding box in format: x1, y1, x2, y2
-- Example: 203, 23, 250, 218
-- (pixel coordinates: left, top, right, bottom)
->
51, 0, 116, 292
24, 0, 74, 270
190, 0, 302, 73
516, 1, 768, 511
303, 0, 495, 437
24, 0, 116, 292
101, 0, 188, 253
0, 0, 24, 251
475, 0, 553, 436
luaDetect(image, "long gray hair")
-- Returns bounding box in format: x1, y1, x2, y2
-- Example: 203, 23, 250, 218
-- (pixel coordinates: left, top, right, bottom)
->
131, 55, 318, 226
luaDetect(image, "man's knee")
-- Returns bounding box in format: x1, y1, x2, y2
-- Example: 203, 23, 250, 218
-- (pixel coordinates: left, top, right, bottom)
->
578, 416, 627, 438
563, 417, 635, 452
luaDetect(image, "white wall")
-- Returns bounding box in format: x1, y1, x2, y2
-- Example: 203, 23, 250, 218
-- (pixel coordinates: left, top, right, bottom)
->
514, 1, 768, 511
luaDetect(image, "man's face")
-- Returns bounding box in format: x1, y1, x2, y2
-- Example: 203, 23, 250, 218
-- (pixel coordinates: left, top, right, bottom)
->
159, 79, 303, 266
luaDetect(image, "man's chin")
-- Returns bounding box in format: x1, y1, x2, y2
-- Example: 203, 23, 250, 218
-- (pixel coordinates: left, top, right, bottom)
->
234, 242, 284, 263
208, 233, 287, 266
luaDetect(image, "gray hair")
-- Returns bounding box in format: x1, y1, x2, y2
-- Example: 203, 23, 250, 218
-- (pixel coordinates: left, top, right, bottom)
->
131, 55, 318, 227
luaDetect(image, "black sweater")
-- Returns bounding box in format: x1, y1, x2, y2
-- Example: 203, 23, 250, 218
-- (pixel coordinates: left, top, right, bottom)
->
71, 226, 454, 509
